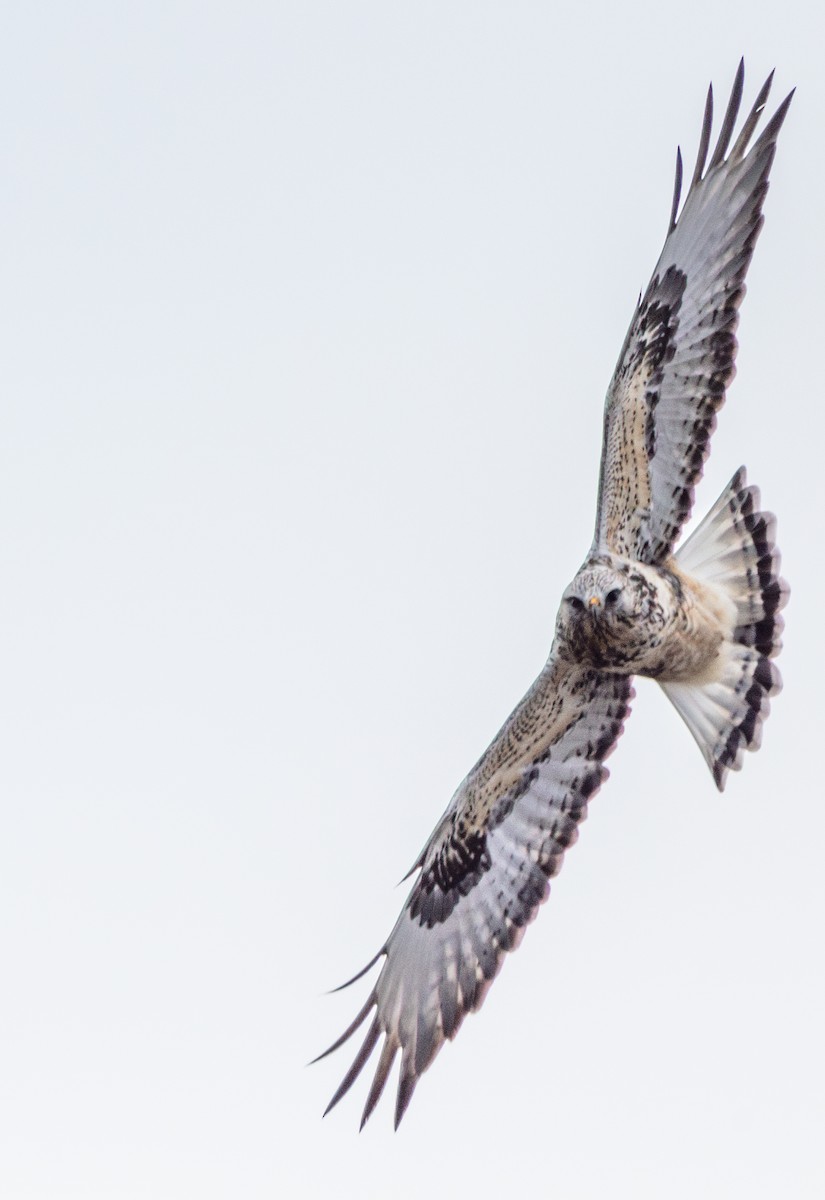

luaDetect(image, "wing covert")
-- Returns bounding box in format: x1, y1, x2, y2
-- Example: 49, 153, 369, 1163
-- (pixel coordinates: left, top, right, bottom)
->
316, 658, 633, 1128
594, 62, 793, 564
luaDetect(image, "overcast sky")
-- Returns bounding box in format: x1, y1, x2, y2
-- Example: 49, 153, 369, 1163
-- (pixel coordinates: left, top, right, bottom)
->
1, 3, 823, 1197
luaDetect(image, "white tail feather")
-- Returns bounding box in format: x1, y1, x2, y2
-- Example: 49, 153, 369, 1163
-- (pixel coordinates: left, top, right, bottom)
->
663, 468, 788, 789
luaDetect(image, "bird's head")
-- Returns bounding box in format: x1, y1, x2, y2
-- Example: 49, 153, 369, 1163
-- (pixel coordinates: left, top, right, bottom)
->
562, 563, 629, 617
555, 559, 647, 666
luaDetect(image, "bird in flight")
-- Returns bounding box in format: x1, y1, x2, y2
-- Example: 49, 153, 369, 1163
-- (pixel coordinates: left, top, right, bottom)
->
317, 61, 792, 1129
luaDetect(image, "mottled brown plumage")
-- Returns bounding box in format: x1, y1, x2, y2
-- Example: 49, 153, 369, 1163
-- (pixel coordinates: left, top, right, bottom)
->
317, 62, 791, 1129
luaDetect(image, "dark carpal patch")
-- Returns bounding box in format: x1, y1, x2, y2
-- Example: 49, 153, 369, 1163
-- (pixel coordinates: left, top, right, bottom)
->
409, 824, 491, 927
318, 65, 794, 1134
638, 266, 687, 459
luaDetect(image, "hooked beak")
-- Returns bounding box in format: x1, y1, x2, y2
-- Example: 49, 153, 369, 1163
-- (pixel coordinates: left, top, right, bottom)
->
588, 595, 601, 608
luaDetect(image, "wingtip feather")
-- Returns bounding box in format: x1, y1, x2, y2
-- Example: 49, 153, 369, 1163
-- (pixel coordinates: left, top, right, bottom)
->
360, 1037, 399, 1129
311, 990, 377, 1065
394, 1067, 419, 1130
322, 1015, 381, 1118
668, 146, 683, 233
327, 948, 385, 994
691, 82, 713, 187
753, 87, 795, 151
708, 59, 744, 171
731, 69, 774, 159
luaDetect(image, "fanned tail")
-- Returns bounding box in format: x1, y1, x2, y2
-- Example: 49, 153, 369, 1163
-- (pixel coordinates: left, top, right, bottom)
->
663, 468, 788, 790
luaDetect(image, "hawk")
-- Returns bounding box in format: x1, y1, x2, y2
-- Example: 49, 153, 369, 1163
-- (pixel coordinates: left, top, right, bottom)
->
317, 62, 792, 1129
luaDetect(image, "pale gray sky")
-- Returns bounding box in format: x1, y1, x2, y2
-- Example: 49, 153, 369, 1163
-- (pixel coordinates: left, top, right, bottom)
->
1, 3, 823, 1197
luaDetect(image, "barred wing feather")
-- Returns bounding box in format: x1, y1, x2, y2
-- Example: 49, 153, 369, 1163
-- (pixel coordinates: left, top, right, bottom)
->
317, 660, 632, 1128
594, 62, 793, 564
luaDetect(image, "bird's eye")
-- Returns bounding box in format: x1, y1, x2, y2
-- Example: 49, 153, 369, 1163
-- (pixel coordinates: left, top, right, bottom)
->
567, 596, 585, 611
605, 588, 622, 606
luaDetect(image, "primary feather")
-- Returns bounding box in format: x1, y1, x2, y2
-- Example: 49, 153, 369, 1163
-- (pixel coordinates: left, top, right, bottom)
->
317, 664, 632, 1129
318, 62, 792, 1128
594, 61, 792, 564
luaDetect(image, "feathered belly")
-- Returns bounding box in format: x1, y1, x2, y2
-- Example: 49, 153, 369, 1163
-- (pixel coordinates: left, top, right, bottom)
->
564, 565, 733, 682
567, 612, 725, 678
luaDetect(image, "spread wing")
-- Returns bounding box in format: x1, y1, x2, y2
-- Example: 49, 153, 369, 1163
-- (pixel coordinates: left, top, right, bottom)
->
593, 62, 793, 565
316, 658, 632, 1128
